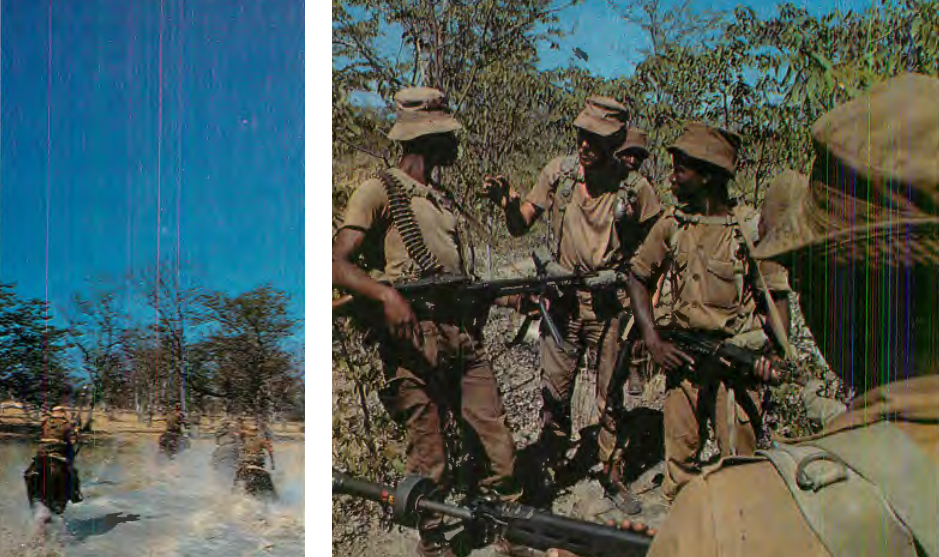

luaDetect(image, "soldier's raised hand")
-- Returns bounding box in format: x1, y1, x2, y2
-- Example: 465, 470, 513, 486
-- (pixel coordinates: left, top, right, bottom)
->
481, 175, 513, 208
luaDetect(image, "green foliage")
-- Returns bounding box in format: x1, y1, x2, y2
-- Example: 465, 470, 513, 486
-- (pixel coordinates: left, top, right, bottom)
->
0, 284, 74, 407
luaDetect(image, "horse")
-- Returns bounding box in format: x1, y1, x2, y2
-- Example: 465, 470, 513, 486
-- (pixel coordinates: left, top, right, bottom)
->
158, 431, 191, 459
23, 454, 80, 516
234, 462, 278, 501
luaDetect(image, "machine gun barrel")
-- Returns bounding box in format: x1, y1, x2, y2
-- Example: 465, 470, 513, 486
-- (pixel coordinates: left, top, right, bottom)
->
333, 470, 651, 557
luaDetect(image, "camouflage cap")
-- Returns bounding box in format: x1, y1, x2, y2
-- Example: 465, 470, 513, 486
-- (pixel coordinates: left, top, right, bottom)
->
667, 122, 741, 176
387, 87, 462, 142
754, 74, 939, 265
616, 127, 650, 157
573, 96, 629, 137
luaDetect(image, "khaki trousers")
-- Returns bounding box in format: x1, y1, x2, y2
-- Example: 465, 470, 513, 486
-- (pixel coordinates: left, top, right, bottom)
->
540, 299, 623, 465
379, 318, 517, 497
663, 375, 762, 499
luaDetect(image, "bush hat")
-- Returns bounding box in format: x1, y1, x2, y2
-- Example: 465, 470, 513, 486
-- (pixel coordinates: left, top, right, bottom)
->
754, 74, 939, 266
573, 96, 629, 137
387, 87, 462, 142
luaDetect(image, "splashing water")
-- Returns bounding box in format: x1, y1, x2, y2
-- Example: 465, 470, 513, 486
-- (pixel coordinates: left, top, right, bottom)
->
0, 435, 304, 557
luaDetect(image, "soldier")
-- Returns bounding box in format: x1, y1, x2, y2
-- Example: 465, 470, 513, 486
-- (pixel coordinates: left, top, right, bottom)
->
586, 73, 939, 557
333, 87, 520, 557
165, 402, 187, 433
160, 402, 189, 456
483, 99, 662, 514
32, 405, 83, 503
626, 122, 788, 501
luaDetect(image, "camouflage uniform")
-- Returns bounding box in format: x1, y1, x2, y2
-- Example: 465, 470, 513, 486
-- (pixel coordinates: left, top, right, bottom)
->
238, 423, 273, 469
647, 74, 939, 557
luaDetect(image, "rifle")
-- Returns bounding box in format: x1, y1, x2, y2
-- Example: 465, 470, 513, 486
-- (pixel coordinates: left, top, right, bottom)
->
333, 253, 624, 357
333, 470, 652, 557
656, 329, 784, 386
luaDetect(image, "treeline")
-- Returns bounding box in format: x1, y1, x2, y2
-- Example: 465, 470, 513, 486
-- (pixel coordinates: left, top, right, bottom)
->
0, 263, 303, 421
334, 0, 938, 253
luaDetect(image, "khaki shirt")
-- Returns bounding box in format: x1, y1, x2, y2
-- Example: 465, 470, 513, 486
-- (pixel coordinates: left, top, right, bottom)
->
41, 416, 72, 443
630, 206, 789, 336
648, 375, 939, 557
527, 156, 662, 273
339, 168, 464, 282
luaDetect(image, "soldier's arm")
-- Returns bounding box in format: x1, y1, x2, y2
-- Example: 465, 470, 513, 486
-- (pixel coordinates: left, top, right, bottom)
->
333, 228, 420, 343
483, 175, 542, 236
628, 219, 694, 371
333, 180, 420, 343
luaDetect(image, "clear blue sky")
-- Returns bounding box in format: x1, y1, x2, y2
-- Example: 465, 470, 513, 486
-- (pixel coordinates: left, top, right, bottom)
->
1, 0, 304, 334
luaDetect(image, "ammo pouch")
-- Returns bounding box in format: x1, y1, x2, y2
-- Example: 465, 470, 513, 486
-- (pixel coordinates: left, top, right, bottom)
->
759, 421, 937, 557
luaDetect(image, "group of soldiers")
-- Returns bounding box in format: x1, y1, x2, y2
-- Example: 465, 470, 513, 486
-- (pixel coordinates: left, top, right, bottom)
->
26, 402, 276, 515
333, 72, 938, 557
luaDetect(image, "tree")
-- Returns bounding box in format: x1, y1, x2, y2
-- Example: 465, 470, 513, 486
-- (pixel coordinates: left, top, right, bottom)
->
68, 288, 129, 413
197, 285, 302, 417
135, 262, 203, 413
0, 284, 74, 409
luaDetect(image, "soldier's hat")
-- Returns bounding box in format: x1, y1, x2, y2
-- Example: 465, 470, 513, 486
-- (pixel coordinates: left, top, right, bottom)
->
667, 122, 741, 176
245, 422, 259, 432
573, 96, 629, 138
754, 74, 939, 265
387, 87, 462, 142
616, 127, 650, 157
760, 170, 808, 236
51, 406, 67, 417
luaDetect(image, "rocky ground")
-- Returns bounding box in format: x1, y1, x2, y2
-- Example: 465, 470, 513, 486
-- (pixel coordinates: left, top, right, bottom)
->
334, 307, 676, 557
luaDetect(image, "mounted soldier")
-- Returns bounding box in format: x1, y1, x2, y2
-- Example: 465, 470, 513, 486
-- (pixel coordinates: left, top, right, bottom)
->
234, 420, 277, 499
159, 402, 190, 458
24, 405, 83, 515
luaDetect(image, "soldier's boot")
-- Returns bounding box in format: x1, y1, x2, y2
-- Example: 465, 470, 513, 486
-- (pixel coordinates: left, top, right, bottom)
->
599, 458, 642, 516
417, 516, 456, 557
627, 365, 644, 396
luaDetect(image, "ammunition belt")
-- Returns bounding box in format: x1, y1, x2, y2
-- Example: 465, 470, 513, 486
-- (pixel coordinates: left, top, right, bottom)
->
377, 170, 443, 275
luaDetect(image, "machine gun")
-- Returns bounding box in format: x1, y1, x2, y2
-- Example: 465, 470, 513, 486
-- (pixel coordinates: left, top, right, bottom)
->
333, 470, 652, 557
333, 252, 625, 357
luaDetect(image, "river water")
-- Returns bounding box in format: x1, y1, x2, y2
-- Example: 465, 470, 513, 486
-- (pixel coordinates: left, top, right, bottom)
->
0, 435, 304, 557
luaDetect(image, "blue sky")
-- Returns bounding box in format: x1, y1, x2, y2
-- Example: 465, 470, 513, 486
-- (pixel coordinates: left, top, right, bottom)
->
1, 0, 304, 336
539, 0, 878, 78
